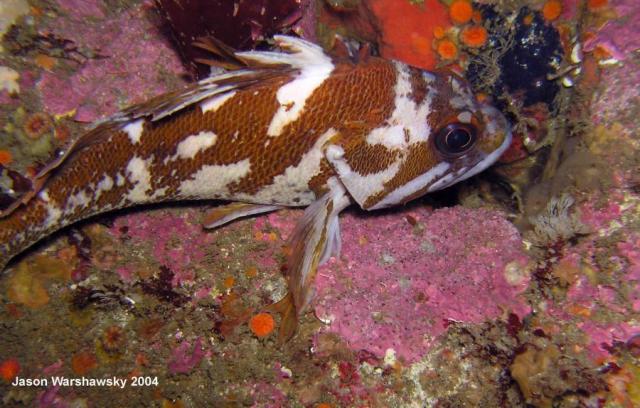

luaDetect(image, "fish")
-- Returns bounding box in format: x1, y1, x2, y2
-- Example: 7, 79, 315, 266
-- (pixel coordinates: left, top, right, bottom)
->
0, 35, 511, 340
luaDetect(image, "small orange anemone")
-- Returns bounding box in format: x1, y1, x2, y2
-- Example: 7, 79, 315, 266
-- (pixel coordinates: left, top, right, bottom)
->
249, 312, 275, 338
223, 276, 235, 289
542, 0, 563, 21
101, 325, 126, 353
436, 39, 458, 60
460, 25, 488, 48
0, 359, 20, 382
23, 112, 52, 140
433, 26, 446, 40
71, 351, 97, 375
449, 0, 473, 24
0, 150, 12, 166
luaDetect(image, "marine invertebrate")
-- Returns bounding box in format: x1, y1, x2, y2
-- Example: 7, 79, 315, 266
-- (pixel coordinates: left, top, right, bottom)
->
100, 325, 126, 354
0, 150, 12, 165
467, 6, 564, 108
460, 25, 488, 48
436, 38, 458, 60
249, 312, 275, 338
22, 112, 52, 140
449, 0, 473, 24
0, 358, 20, 382
542, 0, 563, 21
367, 0, 451, 69
71, 351, 97, 375
527, 194, 590, 247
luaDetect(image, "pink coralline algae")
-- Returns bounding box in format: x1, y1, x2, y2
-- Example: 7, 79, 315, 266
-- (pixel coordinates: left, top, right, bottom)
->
585, 0, 640, 126
545, 198, 640, 361
309, 206, 531, 362
168, 337, 206, 375
38, 0, 185, 122
110, 210, 215, 287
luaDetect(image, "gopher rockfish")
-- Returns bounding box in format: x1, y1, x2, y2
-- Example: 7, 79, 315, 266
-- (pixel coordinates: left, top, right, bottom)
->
0, 36, 511, 340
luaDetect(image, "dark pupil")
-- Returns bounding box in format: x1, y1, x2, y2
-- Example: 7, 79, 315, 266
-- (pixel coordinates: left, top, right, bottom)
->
446, 128, 471, 151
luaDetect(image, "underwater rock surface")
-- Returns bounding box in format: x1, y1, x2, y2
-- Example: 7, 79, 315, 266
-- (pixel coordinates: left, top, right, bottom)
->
1, 0, 640, 407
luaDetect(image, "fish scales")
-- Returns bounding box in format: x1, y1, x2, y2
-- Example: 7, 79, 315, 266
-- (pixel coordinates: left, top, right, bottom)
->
0, 36, 511, 341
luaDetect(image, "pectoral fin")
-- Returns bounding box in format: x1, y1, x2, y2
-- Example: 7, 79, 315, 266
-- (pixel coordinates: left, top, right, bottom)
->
202, 202, 281, 229
271, 178, 350, 342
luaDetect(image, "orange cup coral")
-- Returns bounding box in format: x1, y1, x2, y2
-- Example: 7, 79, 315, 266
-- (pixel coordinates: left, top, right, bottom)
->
0, 150, 12, 166
0, 359, 20, 382
249, 312, 275, 338
542, 0, 563, 21
460, 25, 488, 48
449, 0, 473, 24
437, 39, 458, 60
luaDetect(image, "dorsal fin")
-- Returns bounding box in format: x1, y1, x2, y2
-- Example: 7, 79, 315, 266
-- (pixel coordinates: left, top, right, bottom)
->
192, 36, 249, 71
0, 35, 324, 218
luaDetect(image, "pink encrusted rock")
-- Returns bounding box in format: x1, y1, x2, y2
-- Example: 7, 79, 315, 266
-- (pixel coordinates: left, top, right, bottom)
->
310, 205, 531, 362
55, 0, 105, 19
585, 0, 640, 126
547, 199, 640, 361
110, 210, 215, 287
38, 0, 185, 122
168, 337, 206, 375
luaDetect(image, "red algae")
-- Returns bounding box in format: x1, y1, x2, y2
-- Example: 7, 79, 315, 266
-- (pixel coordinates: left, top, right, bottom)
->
368, 0, 451, 70
313, 206, 531, 362
168, 338, 206, 375
38, 0, 185, 122
110, 210, 215, 287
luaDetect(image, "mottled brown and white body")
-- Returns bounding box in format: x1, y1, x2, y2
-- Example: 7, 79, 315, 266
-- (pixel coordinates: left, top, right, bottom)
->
0, 36, 511, 339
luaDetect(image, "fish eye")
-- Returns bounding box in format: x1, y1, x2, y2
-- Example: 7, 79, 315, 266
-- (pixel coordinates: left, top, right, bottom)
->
434, 123, 477, 156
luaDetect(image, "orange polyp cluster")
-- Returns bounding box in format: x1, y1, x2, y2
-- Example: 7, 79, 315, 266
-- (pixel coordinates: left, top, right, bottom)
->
0, 358, 20, 382
460, 25, 488, 48
435, 0, 490, 64
449, 0, 473, 24
542, 0, 563, 21
0, 150, 12, 165
249, 312, 275, 338
223, 276, 235, 289
101, 325, 126, 353
436, 39, 458, 60
369, 0, 451, 70
22, 112, 52, 140
71, 351, 97, 375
